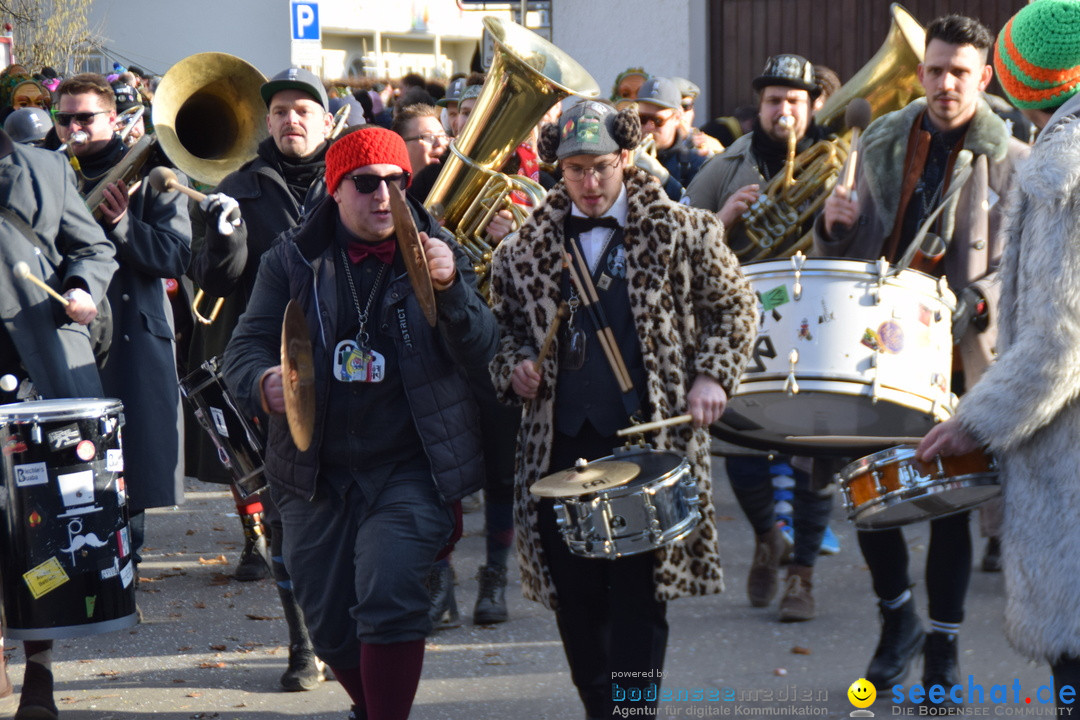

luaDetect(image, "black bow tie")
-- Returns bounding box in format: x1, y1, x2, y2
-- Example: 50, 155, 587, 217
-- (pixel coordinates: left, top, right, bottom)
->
567, 215, 620, 236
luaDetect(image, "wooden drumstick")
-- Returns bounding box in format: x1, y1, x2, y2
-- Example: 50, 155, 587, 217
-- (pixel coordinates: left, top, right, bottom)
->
535, 301, 569, 370
617, 414, 694, 437
13, 262, 70, 306
149, 166, 206, 203
785, 435, 923, 446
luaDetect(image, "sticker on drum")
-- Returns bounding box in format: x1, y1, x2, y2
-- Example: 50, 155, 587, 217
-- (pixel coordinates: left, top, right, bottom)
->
714, 257, 957, 454
839, 445, 1000, 530
0, 398, 136, 640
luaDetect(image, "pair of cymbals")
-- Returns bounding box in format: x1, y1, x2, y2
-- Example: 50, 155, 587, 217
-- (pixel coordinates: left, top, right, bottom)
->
531, 459, 641, 498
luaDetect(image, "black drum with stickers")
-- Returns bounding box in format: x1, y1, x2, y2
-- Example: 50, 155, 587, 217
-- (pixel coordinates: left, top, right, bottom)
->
179, 356, 266, 498
0, 398, 137, 639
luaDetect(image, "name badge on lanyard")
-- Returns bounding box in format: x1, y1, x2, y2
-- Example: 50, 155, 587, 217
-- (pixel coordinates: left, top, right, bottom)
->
333, 340, 385, 383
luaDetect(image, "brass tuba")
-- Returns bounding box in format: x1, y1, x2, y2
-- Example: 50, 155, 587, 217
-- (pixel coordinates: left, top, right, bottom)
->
735, 3, 925, 261
152, 52, 269, 187
424, 17, 600, 288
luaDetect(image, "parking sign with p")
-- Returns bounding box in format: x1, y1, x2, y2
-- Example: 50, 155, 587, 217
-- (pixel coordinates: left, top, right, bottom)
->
291, 2, 320, 41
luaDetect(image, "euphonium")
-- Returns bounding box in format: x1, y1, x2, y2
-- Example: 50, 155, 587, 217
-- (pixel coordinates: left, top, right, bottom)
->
424, 17, 600, 291
735, 3, 925, 262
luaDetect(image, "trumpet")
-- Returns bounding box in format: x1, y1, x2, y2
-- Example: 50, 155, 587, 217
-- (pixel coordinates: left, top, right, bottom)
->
81, 134, 159, 221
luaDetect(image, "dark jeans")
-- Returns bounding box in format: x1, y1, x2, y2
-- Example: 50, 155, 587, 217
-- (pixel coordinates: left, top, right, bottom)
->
542, 425, 668, 718
857, 511, 972, 623
726, 455, 832, 567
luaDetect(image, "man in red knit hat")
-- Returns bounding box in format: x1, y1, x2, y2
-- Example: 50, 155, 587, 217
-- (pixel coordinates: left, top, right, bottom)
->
223, 126, 497, 720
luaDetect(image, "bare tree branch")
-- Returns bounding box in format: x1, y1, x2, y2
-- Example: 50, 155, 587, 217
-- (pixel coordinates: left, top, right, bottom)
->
1, 0, 103, 72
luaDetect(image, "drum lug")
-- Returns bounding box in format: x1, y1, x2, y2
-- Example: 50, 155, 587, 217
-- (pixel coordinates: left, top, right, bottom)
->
30, 422, 41, 445
790, 252, 806, 300
784, 349, 800, 396
871, 469, 886, 496
871, 374, 882, 405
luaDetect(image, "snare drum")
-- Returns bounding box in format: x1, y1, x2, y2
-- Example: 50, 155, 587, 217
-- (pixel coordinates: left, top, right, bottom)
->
715, 256, 957, 454
838, 445, 999, 530
0, 399, 137, 639
179, 356, 265, 498
550, 449, 701, 559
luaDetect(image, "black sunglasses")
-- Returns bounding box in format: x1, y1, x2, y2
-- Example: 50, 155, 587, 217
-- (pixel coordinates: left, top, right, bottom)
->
347, 172, 411, 194
55, 111, 108, 126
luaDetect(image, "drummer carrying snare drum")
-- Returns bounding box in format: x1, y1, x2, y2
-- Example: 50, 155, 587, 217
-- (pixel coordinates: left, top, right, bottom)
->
816, 14, 1029, 700
488, 100, 757, 719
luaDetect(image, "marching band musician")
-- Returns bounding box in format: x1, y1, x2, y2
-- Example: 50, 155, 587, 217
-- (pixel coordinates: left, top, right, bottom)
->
187, 67, 333, 691
223, 126, 497, 720
488, 100, 757, 719
0, 125, 117, 720
918, 2, 1080, 712
53, 73, 190, 582
817, 15, 1028, 698
686, 54, 836, 624
631, 76, 710, 200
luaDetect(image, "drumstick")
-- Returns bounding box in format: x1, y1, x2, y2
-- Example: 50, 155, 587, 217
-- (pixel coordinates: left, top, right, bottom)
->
535, 301, 569, 370
563, 251, 633, 392
13, 262, 70, 306
842, 99, 872, 191
148, 167, 241, 223
616, 414, 693, 437
785, 435, 922, 446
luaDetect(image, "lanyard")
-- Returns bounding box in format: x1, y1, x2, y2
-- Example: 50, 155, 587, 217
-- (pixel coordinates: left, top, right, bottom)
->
339, 248, 388, 352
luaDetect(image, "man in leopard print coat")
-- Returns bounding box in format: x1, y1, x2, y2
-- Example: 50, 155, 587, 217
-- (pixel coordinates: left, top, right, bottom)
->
488, 100, 757, 719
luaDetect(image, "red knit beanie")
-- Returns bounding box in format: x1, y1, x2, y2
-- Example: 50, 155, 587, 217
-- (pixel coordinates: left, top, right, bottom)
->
325, 127, 412, 193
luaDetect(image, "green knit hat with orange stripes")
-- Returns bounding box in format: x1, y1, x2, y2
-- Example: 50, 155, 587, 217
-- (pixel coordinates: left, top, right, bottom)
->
996, 0, 1080, 110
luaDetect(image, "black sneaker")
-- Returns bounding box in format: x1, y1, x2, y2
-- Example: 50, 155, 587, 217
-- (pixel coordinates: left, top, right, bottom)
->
281, 643, 325, 691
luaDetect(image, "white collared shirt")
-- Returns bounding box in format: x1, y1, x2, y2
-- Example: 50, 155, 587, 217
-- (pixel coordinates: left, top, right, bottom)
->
569, 184, 628, 273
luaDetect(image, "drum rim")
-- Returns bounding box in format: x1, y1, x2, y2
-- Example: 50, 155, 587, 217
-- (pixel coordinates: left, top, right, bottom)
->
838, 444, 918, 480
0, 398, 123, 422
849, 474, 1001, 529
564, 507, 702, 559
741, 256, 951, 289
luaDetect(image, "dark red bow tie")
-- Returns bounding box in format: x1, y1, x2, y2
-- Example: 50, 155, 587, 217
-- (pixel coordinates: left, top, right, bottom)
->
347, 240, 396, 264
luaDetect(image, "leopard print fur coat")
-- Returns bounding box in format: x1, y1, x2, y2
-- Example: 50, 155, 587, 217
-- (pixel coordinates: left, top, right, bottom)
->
488, 166, 758, 609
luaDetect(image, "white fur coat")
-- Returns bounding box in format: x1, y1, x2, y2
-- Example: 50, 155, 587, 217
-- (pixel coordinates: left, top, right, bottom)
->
954, 93, 1080, 664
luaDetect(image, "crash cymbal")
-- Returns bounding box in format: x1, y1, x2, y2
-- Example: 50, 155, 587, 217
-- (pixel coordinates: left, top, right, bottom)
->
387, 181, 437, 327
530, 460, 640, 498
281, 299, 315, 452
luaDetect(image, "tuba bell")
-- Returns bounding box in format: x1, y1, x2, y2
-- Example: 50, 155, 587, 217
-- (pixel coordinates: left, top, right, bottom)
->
424, 17, 600, 289
152, 52, 269, 187
735, 3, 926, 261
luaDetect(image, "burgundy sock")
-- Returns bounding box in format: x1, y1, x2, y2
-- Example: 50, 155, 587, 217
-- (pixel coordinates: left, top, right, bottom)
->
330, 664, 366, 708
360, 639, 425, 720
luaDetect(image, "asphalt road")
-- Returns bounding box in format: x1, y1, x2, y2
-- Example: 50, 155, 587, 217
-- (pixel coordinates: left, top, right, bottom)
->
0, 455, 1055, 720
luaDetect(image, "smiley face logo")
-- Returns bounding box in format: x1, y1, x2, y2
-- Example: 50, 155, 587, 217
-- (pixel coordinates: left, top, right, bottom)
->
848, 678, 876, 708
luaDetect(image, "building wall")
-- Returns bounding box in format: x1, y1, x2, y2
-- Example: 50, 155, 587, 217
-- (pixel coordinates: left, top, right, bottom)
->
87, 0, 289, 77
551, 0, 711, 111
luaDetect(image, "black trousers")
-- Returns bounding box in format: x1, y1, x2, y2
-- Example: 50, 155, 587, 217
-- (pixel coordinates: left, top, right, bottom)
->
540, 424, 668, 718
857, 511, 972, 623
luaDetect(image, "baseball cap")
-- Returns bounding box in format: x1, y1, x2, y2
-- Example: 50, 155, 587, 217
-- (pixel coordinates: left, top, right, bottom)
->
437, 77, 467, 107
261, 67, 330, 110
636, 77, 682, 111
555, 100, 620, 160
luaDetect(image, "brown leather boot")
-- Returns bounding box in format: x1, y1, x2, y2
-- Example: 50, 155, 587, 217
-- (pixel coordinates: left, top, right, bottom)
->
747, 524, 787, 607
779, 565, 815, 622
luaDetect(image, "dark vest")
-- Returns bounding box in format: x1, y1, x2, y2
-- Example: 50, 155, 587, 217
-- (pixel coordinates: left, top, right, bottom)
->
554, 223, 647, 438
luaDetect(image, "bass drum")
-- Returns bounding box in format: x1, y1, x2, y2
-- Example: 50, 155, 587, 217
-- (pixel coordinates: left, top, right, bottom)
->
714, 256, 956, 455
0, 399, 137, 639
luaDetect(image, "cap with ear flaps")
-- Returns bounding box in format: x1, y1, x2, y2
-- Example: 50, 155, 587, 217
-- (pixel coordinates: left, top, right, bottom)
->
538, 100, 641, 163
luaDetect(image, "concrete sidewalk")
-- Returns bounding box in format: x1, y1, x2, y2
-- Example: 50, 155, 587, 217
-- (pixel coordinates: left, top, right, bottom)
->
0, 464, 1052, 719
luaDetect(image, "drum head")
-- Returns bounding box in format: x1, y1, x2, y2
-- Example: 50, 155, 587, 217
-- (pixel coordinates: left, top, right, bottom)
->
715, 382, 947, 456
0, 398, 123, 422
854, 478, 1000, 530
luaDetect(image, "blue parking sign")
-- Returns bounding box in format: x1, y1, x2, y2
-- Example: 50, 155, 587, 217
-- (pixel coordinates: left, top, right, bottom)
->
291, 2, 320, 41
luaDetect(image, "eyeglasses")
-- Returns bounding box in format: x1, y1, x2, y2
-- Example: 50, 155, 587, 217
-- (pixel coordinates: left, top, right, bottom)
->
638, 112, 674, 128
402, 132, 449, 146
347, 172, 411, 194
561, 159, 621, 182
54, 111, 108, 127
